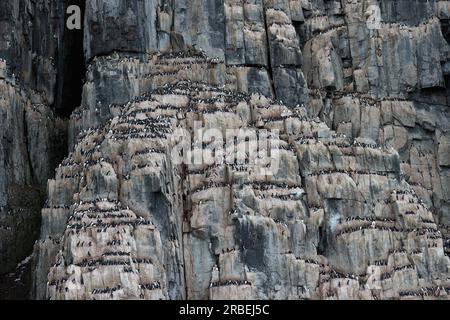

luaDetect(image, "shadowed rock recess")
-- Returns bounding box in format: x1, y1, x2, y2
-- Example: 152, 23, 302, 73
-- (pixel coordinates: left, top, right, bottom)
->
0, 0, 449, 300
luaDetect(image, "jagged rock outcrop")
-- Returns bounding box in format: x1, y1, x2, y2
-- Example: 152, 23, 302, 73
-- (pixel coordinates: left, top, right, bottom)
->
82, 0, 309, 106
0, 0, 449, 300
299, 0, 450, 235
0, 0, 71, 296
33, 53, 450, 300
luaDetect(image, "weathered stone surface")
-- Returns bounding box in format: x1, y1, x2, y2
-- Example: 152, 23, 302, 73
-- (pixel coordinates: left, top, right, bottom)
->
0, 76, 66, 276
32, 52, 450, 300
439, 136, 450, 167
0, 0, 449, 300
302, 0, 450, 227
0, 0, 72, 296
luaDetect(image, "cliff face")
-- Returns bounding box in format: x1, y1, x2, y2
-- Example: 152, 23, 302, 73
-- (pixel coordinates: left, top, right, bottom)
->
0, 1, 68, 296
0, 0, 449, 300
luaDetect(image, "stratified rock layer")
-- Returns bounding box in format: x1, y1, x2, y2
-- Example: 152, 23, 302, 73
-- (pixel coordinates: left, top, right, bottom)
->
0, 0, 449, 300
0, 0, 69, 284
0, 64, 66, 275
33, 53, 450, 300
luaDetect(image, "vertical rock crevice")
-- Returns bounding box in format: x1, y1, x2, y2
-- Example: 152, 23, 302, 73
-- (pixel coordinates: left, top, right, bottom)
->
56, 0, 86, 118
